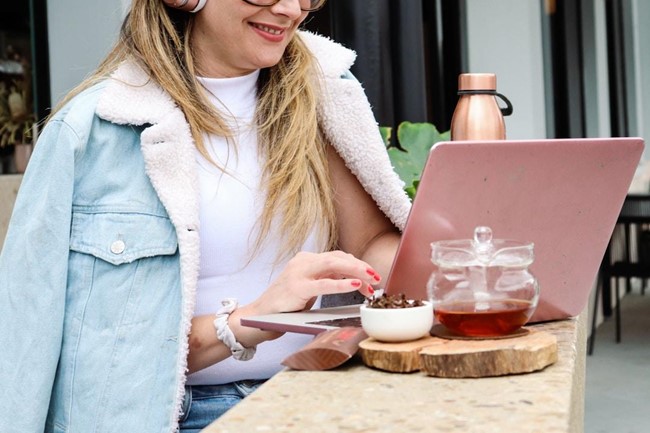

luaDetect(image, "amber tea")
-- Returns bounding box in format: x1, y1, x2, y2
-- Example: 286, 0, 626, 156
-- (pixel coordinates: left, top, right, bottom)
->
434, 299, 534, 337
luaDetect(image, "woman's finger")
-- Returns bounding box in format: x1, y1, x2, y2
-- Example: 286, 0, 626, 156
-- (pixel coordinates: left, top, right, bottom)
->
309, 278, 375, 298
290, 251, 382, 284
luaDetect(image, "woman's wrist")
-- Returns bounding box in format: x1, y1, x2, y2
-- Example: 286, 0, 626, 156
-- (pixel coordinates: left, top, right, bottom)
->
228, 303, 283, 348
214, 299, 257, 361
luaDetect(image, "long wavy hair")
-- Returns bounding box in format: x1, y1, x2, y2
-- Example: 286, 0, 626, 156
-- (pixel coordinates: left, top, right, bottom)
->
53, 0, 337, 259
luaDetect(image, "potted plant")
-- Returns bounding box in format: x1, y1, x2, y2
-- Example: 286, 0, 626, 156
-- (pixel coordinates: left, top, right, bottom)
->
0, 81, 36, 174
381, 121, 450, 199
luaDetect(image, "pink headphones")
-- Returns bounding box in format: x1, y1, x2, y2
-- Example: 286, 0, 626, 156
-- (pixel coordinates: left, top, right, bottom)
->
162, 0, 207, 12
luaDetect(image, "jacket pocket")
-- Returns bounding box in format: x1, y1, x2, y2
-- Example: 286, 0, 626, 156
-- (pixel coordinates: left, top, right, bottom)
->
69, 211, 178, 265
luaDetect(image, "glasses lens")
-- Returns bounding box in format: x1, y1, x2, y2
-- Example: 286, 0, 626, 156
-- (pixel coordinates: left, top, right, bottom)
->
304, 0, 326, 11
242, 0, 326, 11
242, 0, 275, 6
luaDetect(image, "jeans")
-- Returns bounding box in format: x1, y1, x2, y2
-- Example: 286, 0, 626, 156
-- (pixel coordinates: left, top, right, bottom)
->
179, 380, 266, 432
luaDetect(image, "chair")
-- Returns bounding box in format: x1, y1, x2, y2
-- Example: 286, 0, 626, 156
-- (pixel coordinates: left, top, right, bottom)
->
588, 194, 650, 355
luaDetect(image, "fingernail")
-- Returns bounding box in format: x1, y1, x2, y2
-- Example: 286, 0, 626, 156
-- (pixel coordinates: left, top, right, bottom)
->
366, 268, 377, 277
373, 274, 381, 282
350, 280, 362, 288
367, 286, 375, 295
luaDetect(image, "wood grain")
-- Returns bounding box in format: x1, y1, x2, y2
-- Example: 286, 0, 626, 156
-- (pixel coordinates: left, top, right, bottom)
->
358, 336, 439, 373
358, 328, 558, 377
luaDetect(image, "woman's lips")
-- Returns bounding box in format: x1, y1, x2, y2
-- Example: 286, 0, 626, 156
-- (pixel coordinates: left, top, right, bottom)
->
250, 22, 286, 42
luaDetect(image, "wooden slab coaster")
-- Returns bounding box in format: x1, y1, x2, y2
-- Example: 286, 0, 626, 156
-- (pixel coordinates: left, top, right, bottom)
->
358, 336, 439, 373
419, 328, 558, 378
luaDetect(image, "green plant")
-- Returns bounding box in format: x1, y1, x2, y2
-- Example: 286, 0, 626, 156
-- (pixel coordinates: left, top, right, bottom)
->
0, 112, 35, 148
381, 121, 450, 200
0, 80, 36, 148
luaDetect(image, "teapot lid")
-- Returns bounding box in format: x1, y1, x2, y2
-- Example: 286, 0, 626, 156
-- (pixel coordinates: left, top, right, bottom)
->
430, 226, 534, 267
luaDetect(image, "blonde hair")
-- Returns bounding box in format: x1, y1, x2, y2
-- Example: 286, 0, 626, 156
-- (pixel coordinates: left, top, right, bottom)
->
54, 0, 337, 258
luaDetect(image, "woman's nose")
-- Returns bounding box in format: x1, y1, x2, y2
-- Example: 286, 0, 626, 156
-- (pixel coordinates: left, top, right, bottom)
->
268, 0, 305, 19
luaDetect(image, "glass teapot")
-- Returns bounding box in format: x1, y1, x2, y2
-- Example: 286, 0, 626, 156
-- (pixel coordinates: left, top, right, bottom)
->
427, 226, 539, 337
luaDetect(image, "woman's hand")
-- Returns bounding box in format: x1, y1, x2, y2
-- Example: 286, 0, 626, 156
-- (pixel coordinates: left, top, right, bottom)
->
187, 250, 380, 373
230, 250, 380, 347
249, 250, 379, 314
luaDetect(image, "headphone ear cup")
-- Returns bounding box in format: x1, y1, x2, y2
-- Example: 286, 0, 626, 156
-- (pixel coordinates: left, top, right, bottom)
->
162, 0, 206, 12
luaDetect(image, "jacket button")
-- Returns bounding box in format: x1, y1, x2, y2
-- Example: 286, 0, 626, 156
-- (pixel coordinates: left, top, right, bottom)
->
110, 240, 126, 254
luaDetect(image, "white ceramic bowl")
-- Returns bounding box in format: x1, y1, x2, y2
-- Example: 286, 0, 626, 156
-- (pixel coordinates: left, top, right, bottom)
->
360, 301, 434, 343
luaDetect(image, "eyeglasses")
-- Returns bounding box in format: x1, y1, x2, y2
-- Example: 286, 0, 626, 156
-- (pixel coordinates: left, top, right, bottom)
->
242, 0, 327, 12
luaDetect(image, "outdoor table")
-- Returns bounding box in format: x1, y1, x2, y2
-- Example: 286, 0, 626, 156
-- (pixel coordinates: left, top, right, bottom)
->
202, 313, 587, 433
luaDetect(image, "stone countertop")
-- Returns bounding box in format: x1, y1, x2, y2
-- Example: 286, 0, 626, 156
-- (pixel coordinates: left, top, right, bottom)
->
202, 313, 587, 433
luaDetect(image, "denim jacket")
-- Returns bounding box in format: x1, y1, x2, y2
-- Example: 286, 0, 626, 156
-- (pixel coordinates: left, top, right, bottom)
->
0, 31, 410, 433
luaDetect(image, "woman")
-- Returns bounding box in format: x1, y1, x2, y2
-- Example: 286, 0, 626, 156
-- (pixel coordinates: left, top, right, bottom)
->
0, 0, 411, 432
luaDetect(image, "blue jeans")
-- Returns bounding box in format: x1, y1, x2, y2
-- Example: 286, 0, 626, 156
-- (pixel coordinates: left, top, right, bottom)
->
179, 380, 266, 432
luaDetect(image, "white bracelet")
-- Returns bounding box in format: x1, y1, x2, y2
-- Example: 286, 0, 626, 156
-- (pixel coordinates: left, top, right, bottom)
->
213, 298, 256, 361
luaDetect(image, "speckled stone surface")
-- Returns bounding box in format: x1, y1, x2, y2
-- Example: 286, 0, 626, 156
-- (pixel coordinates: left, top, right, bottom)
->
203, 313, 587, 433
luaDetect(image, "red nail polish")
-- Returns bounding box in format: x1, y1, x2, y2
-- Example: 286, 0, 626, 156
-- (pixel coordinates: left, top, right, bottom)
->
350, 280, 362, 288
368, 286, 375, 294
373, 274, 381, 282
366, 268, 376, 277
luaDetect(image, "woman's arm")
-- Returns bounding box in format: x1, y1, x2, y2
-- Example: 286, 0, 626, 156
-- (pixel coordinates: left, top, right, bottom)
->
0, 119, 77, 431
186, 248, 380, 373
326, 143, 401, 281
186, 144, 400, 374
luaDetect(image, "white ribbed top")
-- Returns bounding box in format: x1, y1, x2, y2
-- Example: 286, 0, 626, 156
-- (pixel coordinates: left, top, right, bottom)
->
187, 70, 321, 385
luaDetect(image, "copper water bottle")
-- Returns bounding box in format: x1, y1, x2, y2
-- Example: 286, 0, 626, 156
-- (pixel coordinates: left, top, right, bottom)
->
450, 73, 513, 141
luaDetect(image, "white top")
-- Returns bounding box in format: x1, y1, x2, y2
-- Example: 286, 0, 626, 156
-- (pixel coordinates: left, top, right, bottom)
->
187, 70, 322, 385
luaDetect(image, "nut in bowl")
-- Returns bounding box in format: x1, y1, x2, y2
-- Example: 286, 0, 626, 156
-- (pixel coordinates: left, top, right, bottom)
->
360, 294, 434, 343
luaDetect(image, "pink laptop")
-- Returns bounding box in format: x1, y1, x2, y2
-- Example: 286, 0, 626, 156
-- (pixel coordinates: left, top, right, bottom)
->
242, 137, 644, 334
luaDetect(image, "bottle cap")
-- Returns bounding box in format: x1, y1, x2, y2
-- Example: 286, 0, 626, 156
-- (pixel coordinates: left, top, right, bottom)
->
458, 73, 497, 91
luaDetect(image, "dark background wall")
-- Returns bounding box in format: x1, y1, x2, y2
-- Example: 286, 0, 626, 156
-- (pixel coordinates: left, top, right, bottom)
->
304, 0, 466, 133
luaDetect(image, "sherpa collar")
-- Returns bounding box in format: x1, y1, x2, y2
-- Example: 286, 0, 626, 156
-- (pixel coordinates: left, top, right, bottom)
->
95, 31, 410, 233
93, 27, 413, 237
95, 31, 355, 126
